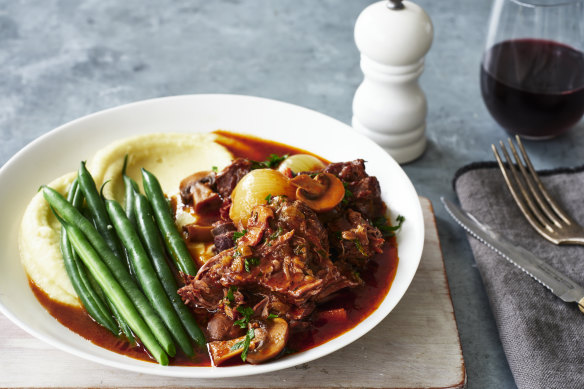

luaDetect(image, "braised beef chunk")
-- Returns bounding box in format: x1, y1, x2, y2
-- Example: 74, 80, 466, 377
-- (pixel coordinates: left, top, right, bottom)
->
179, 253, 230, 311
178, 197, 359, 321
212, 221, 237, 236
214, 158, 253, 198
346, 176, 383, 220
211, 221, 237, 252
324, 159, 368, 182
324, 159, 384, 220
327, 209, 385, 266
218, 198, 232, 221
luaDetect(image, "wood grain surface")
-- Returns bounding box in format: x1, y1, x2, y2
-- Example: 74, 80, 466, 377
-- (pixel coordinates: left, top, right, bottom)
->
0, 197, 465, 388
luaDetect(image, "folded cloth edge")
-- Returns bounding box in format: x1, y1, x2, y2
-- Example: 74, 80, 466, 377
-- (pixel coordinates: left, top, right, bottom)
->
452, 161, 584, 191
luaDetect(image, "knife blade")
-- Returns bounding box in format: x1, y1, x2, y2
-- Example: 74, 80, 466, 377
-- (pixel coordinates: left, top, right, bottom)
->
441, 197, 584, 312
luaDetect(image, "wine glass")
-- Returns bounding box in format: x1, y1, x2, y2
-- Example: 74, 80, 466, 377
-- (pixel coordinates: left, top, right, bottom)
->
480, 0, 584, 139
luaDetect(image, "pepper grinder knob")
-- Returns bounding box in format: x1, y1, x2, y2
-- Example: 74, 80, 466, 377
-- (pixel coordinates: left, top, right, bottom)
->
352, 0, 433, 164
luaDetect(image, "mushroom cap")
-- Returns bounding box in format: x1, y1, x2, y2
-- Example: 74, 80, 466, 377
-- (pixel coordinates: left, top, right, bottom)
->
291, 172, 345, 212
246, 318, 290, 364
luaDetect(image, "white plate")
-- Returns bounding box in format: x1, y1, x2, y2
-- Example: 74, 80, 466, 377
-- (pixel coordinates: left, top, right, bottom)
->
0, 94, 424, 378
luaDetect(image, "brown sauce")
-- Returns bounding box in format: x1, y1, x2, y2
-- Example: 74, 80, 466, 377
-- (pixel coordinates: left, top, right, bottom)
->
29, 131, 399, 366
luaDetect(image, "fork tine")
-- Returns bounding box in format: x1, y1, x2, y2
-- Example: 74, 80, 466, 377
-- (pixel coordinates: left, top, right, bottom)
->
492, 142, 554, 235
493, 137, 584, 246
514, 135, 573, 225
506, 137, 563, 228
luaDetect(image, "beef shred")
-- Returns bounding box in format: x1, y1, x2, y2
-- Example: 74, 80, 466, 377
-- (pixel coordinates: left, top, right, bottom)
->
214, 158, 253, 198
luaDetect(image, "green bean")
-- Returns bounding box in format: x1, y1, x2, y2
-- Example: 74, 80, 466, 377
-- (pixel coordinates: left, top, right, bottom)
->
141, 168, 198, 276
66, 185, 109, 311
68, 182, 136, 342
42, 186, 176, 357
71, 244, 136, 342
105, 199, 194, 356
77, 161, 125, 260
122, 155, 140, 226
59, 181, 118, 334
120, 157, 143, 283
107, 294, 135, 341
78, 161, 140, 294
81, 164, 136, 285
134, 191, 206, 347
81, 200, 136, 342
64, 222, 168, 365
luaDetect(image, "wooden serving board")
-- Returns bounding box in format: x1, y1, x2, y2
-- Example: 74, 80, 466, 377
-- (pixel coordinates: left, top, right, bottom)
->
0, 197, 465, 388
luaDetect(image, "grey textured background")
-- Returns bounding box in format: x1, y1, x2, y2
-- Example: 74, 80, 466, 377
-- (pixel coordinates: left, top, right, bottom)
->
2, 1, 584, 388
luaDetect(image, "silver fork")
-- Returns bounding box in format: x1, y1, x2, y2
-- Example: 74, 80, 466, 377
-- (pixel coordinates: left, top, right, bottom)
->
491, 135, 584, 245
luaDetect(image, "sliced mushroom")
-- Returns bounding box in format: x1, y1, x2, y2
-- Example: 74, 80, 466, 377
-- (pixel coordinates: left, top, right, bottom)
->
180, 170, 221, 213
183, 223, 214, 241
207, 318, 289, 365
207, 333, 250, 366
246, 318, 289, 364
290, 173, 345, 212
207, 325, 268, 366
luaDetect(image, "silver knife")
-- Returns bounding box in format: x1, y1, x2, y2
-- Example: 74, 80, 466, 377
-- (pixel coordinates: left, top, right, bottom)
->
441, 197, 584, 313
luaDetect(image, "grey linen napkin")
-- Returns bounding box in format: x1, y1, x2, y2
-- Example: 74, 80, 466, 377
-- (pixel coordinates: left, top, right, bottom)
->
453, 162, 584, 389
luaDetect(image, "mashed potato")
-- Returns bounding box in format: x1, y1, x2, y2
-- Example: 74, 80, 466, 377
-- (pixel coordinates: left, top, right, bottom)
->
90, 132, 233, 202
19, 132, 233, 306
19, 172, 80, 306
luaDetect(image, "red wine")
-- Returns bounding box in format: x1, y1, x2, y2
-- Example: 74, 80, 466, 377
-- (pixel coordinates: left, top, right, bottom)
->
480, 39, 584, 139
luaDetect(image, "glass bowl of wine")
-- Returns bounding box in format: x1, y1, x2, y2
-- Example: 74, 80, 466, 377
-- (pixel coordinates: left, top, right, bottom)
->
481, 0, 584, 139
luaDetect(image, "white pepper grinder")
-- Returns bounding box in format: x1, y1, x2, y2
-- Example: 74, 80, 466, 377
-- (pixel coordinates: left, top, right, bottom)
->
352, 0, 433, 164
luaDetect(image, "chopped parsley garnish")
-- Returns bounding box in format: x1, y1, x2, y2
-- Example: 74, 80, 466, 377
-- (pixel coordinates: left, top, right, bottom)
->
353, 239, 367, 256
269, 227, 283, 240
226, 286, 237, 304
265, 193, 273, 202
231, 306, 257, 361
373, 215, 406, 237
244, 257, 260, 272
251, 154, 289, 169
342, 182, 353, 205
212, 166, 218, 173
293, 244, 305, 255
232, 229, 247, 242
230, 327, 256, 361
267, 313, 279, 320
231, 339, 244, 351
234, 305, 255, 329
